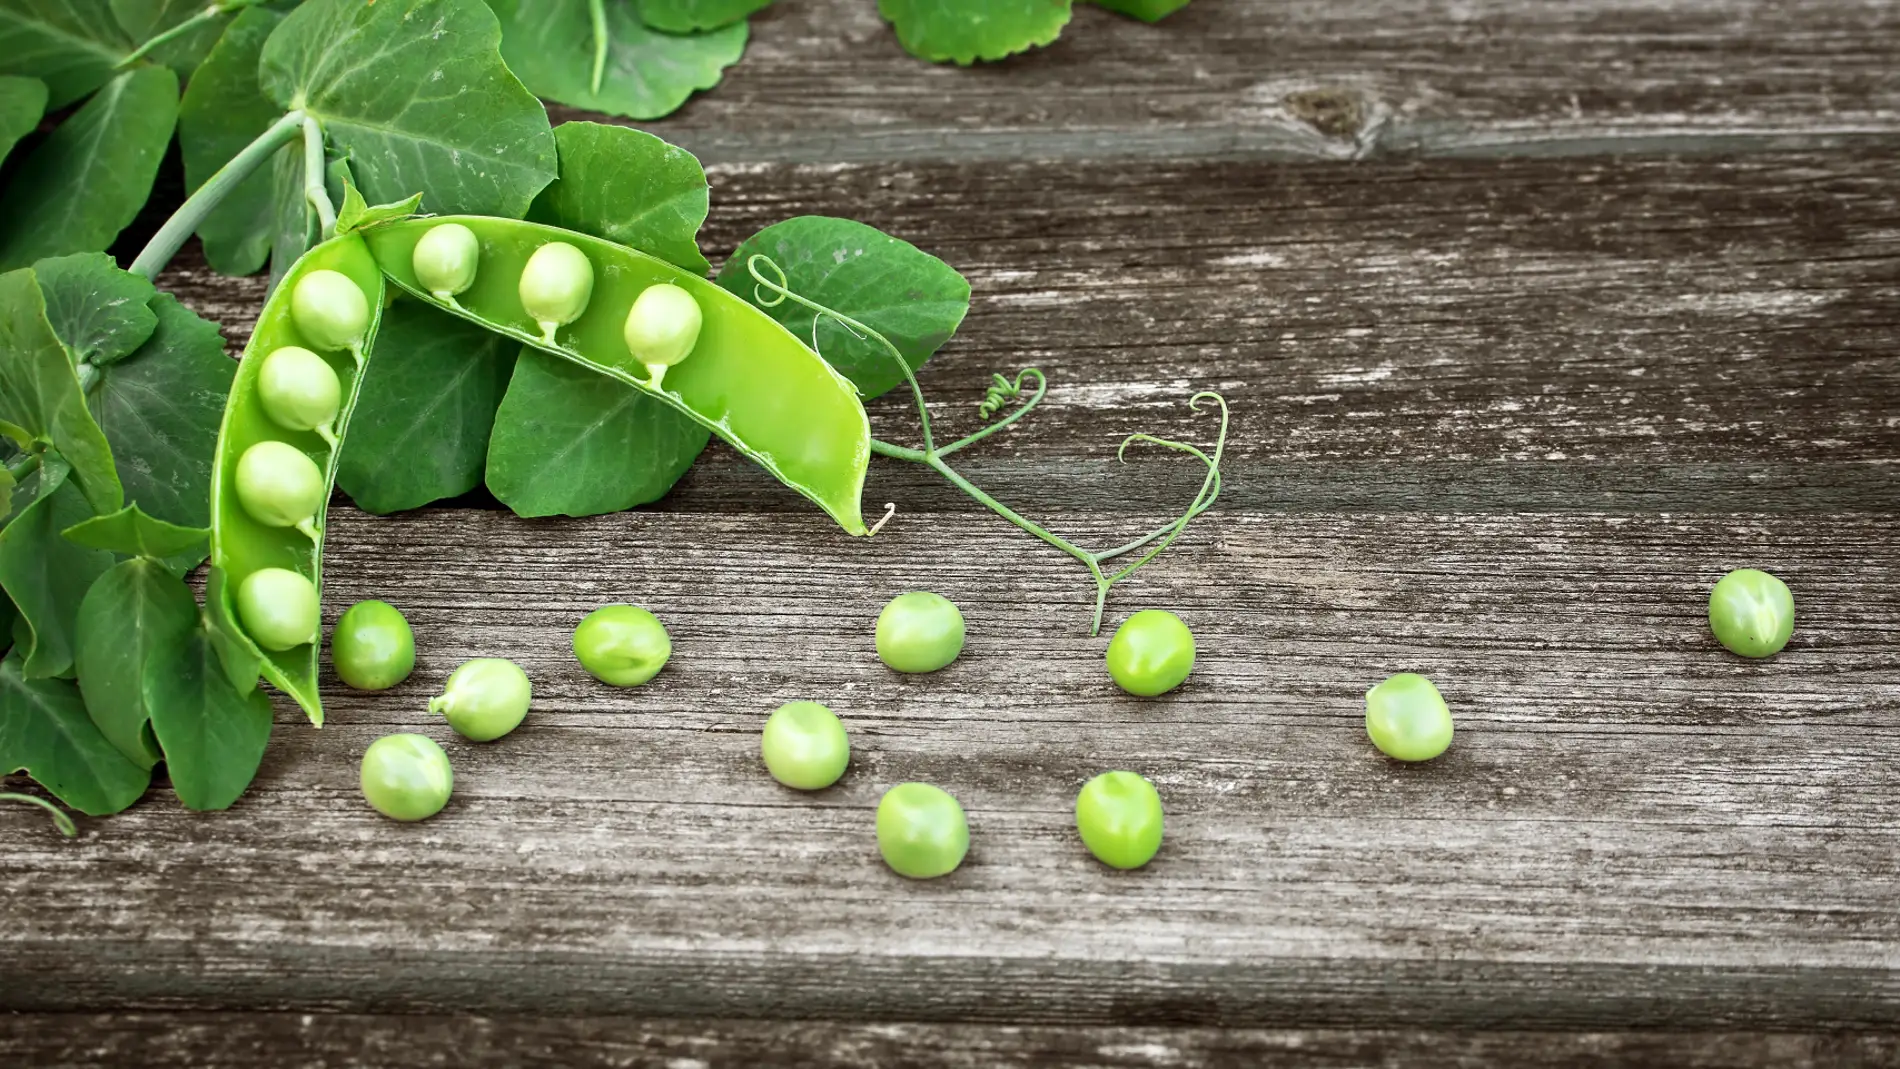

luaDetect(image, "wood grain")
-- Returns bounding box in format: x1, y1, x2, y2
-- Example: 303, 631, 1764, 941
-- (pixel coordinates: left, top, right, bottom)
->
553, 0, 1900, 162
5, 1014, 1897, 1069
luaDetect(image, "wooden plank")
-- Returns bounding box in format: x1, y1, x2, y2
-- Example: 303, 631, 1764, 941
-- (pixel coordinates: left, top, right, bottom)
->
556, 0, 1900, 162
5, 508, 1897, 1026
157, 152, 1900, 512
4, 1014, 1897, 1069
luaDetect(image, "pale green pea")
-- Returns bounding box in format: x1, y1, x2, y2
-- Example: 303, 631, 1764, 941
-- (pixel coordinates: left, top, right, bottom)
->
1075, 771, 1164, 870
1708, 568, 1794, 658
571, 604, 671, 687
412, 222, 481, 300
761, 701, 850, 790
235, 567, 320, 651
876, 782, 969, 879
875, 592, 965, 674
430, 657, 532, 742
1105, 609, 1195, 697
290, 269, 370, 353
234, 440, 325, 538
360, 733, 452, 821
1365, 673, 1454, 762
518, 241, 594, 344
623, 283, 702, 389
255, 346, 341, 444
331, 600, 416, 691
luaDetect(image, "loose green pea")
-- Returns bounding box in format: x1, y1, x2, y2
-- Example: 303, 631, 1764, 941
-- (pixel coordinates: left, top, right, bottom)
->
1075, 771, 1164, 870
235, 567, 320, 651
1708, 568, 1795, 658
429, 657, 532, 742
761, 701, 850, 790
875, 592, 965, 674
234, 440, 325, 537
360, 733, 452, 821
1365, 673, 1454, 762
331, 600, 416, 691
876, 782, 969, 879
623, 283, 702, 388
412, 222, 481, 300
518, 241, 594, 343
1105, 609, 1195, 696
571, 604, 670, 687
256, 346, 341, 441
290, 269, 370, 352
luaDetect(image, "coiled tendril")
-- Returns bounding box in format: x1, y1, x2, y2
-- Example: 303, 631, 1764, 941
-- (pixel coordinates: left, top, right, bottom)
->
747, 254, 1228, 635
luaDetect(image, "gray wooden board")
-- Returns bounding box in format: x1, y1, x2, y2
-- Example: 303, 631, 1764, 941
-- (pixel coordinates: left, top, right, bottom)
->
4, 1015, 1898, 1069
556, 0, 1900, 163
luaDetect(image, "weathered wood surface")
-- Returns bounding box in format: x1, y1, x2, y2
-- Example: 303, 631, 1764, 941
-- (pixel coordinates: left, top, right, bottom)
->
9, 1, 1900, 1065
5, 1015, 1898, 1069
564, 0, 1900, 162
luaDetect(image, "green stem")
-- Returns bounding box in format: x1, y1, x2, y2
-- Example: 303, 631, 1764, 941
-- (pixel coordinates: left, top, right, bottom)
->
0, 793, 78, 837
935, 368, 1047, 458
116, 3, 219, 69
302, 115, 336, 241
6, 451, 40, 482
130, 109, 305, 280
588, 0, 610, 95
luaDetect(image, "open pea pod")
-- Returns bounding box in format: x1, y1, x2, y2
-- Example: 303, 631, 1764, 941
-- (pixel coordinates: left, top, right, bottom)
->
361, 217, 870, 534
208, 234, 386, 726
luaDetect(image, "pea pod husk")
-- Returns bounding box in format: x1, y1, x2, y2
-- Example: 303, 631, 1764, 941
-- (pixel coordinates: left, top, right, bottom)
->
207, 234, 386, 726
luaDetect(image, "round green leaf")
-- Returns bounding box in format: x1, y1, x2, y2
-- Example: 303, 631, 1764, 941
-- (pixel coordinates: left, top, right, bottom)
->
0, 649, 151, 815
490, 0, 746, 121
528, 121, 712, 276
260, 0, 557, 220
32, 252, 158, 367
61, 503, 209, 561
0, 1, 132, 108
73, 556, 195, 768
716, 216, 971, 400
484, 346, 708, 518
1089, 0, 1191, 21
0, 467, 113, 679
635, 0, 774, 33
0, 268, 122, 514
147, 621, 274, 810
877, 0, 1072, 64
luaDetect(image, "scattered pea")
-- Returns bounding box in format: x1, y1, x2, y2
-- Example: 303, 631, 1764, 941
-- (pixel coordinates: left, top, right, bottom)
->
761, 701, 850, 791
1105, 609, 1194, 696
360, 733, 453, 821
1075, 771, 1164, 870
234, 440, 325, 538
1709, 567, 1794, 658
429, 657, 532, 742
235, 567, 320, 651
518, 241, 594, 343
571, 604, 671, 687
875, 591, 965, 674
623, 282, 702, 389
876, 782, 969, 879
255, 345, 342, 443
331, 600, 416, 691
1365, 673, 1454, 762
411, 221, 481, 300
290, 268, 370, 353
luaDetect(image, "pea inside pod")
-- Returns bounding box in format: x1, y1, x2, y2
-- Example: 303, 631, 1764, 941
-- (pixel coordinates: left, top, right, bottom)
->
362, 218, 871, 536
412, 221, 481, 302
519, 241, 594, 344
207, 234, 385, 726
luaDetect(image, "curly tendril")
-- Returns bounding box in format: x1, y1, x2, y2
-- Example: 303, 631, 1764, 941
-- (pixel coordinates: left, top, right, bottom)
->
1, 793, 78, 838
745, 254, 1228, 635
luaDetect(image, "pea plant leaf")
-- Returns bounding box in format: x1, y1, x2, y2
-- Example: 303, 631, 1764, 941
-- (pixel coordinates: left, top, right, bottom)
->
337, 297, 516, 514
177, 5, 284, 276
260, 0, 558, 220
484, 347, 709, 518
877, 0, 1072, 64
527, 121, 713, 276
334, 181, 424, 236
0, 65, 180, 271
0, 267, 122, 515
0, 75, 48, 168
1089, 0, 1192, 20
87, 292, 233, 569
33, 252, 158, 367
635, 0, 775, 33
61, 503, 209, 561
489, 0, 747, 121
147, 620, 274, 811
71, 556, 193, 769
717, 216, 971, 400
0, 649, 151, 815
0, 0, 134, 109
0, 467, 115, 680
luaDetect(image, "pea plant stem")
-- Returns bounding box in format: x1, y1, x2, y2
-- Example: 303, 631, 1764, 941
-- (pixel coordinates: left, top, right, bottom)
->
130, 110, 307, 280
587, 0, 610, 95
115, 1, 258, 70
5, 451, 40, 483
302, 115, 337, 242
0, 793, 77, 837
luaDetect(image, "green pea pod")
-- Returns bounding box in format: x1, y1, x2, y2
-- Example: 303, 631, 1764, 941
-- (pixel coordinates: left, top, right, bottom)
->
207, 234, 386, 726
362, 218, 870, 534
